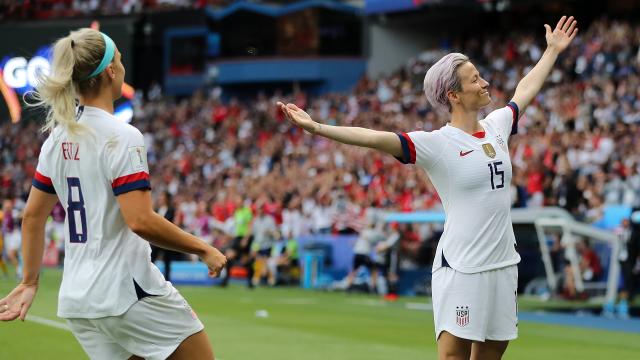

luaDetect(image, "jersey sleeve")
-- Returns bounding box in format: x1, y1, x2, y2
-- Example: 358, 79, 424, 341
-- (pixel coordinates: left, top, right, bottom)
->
394, 130, 446, 169
106, 127, 151, 196
483, 101, 520, 139
32, 137, 56, 194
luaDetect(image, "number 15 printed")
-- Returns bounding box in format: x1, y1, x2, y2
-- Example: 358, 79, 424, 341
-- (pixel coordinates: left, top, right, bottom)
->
488, 161, 504, 190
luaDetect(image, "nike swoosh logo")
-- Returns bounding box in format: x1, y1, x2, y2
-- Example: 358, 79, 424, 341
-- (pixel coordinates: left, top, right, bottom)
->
460, 150, 474, 157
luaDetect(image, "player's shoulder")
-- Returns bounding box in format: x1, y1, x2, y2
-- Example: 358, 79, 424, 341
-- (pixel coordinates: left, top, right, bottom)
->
39, 127, 64, 153
481, 104, 518, 132
120, 122, 144, 139
80, 106, 141, 140
483, 103, 517, 122
409, 126, 445, 136
407, 126, 450, 142
105, 120, 144, 145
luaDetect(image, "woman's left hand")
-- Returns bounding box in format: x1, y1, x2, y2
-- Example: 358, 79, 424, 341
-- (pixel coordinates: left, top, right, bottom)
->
544, 15, 578, 53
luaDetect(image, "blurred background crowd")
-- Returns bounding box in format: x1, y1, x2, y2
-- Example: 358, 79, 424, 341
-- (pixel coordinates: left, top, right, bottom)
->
2, 16, 639, 270
0, 1, 639, 314
0, 0, 234, 19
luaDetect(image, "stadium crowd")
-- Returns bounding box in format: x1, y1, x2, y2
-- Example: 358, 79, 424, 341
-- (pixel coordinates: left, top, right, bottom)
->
0, 0, 233, 20
136, 17, 638, 239
1, 17, 639, 299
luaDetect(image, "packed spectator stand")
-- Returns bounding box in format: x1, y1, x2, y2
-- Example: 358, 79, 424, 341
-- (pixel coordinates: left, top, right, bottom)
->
1, 16, 639, 277
0, 0, 231, 20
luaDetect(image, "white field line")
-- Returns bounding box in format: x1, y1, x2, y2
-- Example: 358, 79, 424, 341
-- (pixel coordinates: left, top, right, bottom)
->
26, 314, 70, 331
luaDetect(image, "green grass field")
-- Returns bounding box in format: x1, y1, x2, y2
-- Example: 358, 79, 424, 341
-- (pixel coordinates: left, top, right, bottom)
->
1, 268, 639, 360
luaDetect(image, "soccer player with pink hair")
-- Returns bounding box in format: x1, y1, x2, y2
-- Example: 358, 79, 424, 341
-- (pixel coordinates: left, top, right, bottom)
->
279, 16, 577, 360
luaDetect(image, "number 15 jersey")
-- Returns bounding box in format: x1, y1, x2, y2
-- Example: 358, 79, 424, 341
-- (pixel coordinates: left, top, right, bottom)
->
396, 103, 521, 274
32, 106, 169, 318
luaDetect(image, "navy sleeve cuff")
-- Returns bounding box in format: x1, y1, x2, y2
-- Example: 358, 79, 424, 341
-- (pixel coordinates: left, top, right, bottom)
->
507, 101, 519, 135
394, 133, 416, 164
113, 180, 151, 196
32, 179, 56, 194
394, 133, 410, 164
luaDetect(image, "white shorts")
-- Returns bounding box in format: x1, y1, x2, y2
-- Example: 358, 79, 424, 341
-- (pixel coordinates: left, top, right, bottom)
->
4, 231, 21, 251
432, 265, 518, 342
66, 285, 204, 360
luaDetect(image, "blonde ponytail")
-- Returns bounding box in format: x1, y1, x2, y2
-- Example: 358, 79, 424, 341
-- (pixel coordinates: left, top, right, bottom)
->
27, 28, 108, 136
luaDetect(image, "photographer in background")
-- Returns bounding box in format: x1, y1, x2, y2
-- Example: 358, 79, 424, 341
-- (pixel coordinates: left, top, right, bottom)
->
604, 211, 640, 318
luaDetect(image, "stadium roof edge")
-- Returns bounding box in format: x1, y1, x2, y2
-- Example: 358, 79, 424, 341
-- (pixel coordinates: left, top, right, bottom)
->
205, 0, 363, 21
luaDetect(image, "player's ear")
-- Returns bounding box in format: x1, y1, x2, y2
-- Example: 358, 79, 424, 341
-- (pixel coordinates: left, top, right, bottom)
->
447, 90, 459, 106
106, 64, 116, 80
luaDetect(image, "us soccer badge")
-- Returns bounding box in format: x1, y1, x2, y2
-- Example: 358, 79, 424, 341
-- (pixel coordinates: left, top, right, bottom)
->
495, 134, 507, 152
456, 306, 470, 327
482, 143, 496, 158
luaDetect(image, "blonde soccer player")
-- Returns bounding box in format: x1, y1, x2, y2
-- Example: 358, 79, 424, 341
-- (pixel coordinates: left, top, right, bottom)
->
279, 16, 577, 360
0, 28, 227, 360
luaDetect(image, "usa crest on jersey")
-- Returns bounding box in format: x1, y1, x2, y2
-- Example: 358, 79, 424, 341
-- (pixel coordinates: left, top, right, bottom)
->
456, 306, 470, 327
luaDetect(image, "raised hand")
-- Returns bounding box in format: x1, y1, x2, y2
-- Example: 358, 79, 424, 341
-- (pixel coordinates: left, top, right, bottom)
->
0, 283, 38, 322
277, 102, 320, 134
544, 15, 578, 53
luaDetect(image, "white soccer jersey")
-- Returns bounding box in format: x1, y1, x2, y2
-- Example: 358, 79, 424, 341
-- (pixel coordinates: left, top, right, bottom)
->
32, 106, 169, 318
396, 103, 522, 273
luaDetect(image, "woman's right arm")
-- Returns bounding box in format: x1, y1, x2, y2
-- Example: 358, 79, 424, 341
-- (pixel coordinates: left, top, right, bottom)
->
0, 187, 58, 322
277, 102, 403, 158
116, 190, 227, 276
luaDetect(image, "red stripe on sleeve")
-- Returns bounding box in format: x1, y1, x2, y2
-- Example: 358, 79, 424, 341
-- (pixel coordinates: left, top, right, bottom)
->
34, 171, 53, 186
401, 133, 416, 164
112, 172, 150, 188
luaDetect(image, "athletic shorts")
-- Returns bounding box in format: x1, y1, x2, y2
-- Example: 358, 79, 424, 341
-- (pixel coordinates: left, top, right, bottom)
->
66, 285, 204, 360
230, 235, 252, 254
353, 254, 373, 270
432, 265, 518, 342
4, 231, 21, 251
256, 248, 271, 257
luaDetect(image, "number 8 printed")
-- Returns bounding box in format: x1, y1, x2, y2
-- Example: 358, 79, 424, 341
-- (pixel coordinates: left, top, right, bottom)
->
67, 177, 88, 243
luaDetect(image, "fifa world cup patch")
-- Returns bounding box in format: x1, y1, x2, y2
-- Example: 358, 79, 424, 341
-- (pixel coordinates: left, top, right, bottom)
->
128, 146, 147, 171
456, 306, 470, 327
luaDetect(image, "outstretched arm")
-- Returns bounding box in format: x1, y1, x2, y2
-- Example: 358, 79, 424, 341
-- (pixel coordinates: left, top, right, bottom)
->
277, 102, 403, 158
511, 15, 578, 113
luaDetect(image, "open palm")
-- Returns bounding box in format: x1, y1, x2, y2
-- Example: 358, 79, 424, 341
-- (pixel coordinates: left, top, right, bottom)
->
544, 15, 578, 53
277, 102, 319, 134
0, 284, 38, 321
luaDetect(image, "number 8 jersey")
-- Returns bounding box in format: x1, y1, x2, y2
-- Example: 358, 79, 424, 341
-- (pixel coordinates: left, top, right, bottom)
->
395, 103, 522, 274
32, 106, 169, 318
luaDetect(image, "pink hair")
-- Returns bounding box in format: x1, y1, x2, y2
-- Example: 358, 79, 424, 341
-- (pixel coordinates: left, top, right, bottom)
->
423, 53, 469, 113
